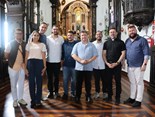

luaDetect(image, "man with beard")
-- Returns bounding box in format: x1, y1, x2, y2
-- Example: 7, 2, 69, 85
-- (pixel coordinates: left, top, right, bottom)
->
124, 24, 149, 107
92, 31, 108, 99
61, 31, 78, 100
103, 27, 126, 105
46, 25, 64, 99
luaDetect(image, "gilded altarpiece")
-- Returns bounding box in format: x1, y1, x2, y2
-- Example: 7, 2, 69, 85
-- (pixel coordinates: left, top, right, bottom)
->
61, 1, 90, 36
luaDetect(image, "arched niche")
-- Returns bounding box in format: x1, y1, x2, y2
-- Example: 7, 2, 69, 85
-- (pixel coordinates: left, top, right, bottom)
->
60, 1, 90, 35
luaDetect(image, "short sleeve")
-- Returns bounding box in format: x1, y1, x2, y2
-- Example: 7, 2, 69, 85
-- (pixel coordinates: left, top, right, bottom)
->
142, 38, 149, 56
25, 43, 30, 51
42, 43, 47, 52
71, 43, 78, 55
121, 41, 126, 51
61, 37, 64, 44
92, 44, 98, 57
103, 41, 107, 50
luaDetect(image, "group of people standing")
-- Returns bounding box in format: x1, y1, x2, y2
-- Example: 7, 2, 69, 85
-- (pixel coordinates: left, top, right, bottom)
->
4, 23, 149, 109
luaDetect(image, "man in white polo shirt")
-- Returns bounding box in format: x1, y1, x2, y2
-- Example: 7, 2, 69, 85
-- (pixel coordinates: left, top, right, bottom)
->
46, 25, 64, 99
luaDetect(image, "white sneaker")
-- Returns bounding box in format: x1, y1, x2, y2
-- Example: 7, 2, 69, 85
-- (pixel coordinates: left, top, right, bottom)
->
71, 94, 75, 98
18, 99, 27, 106
13, 100, 18, 108
93, 92, 100, 99
41, 96, 47, 101
103, 93, 108, 99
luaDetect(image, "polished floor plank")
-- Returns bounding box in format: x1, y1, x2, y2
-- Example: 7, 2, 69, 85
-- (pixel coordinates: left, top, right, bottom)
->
1, 74, 155, 117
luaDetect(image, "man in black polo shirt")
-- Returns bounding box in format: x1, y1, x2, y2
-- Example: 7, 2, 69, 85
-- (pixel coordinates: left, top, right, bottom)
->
103, 27, 126, 105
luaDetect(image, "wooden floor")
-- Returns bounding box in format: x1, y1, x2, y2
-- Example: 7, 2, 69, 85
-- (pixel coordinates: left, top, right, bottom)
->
1, 74, 155, 117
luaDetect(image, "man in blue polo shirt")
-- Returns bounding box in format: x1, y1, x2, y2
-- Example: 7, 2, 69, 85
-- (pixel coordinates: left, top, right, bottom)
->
71, 30, 98, 103
124, 24, 149, 107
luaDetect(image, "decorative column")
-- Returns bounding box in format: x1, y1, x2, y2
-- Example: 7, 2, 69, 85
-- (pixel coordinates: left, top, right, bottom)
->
52, 3, 56, 26
89, 0, 98, 40
49, 0, 57, 26
36, 0, 40, 26
30, 0, 34, 31
114, 0, 121, 38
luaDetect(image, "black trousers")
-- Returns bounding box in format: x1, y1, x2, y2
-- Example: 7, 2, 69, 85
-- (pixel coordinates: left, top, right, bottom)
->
75, 70, 92, 98
93, 69, 107, 93
106, 64, 122, 99
46, 62, 61, 94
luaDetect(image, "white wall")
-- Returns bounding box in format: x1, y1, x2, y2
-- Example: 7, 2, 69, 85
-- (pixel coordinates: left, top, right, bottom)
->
96, 0, 109, 40
40, 0, 52, 36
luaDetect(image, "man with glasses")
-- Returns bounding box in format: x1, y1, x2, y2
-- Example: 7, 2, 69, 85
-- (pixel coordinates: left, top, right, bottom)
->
5, 29, 27, 107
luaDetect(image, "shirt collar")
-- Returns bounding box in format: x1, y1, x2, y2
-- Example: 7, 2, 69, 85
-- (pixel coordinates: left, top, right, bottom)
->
15, 39, 22, 44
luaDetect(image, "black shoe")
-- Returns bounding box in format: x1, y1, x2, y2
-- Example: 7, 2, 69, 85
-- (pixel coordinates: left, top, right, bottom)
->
62, 93, 68, 100
36, 103, 43, 108
115, 98, 120, 105
86, 97, 93, 103
124, 98, 135, 104
132, 101, 141, 107
75, 97, 81, 103
30, 103, 36, 108
47, 93, 54, 99
105, 97, 112, 102
54, 92, 61, 99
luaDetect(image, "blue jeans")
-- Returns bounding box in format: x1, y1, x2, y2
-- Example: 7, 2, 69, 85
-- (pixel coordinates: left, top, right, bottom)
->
63, 66, 76, 95
27, 59, 43, 104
